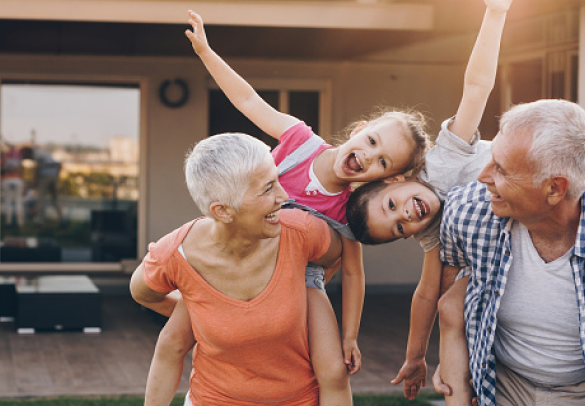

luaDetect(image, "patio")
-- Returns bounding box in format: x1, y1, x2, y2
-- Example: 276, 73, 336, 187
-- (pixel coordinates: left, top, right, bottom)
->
0, 289, 440, 399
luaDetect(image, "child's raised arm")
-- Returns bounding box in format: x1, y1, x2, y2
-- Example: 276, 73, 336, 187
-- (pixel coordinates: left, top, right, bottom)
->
185, 11, 299, 139
392, 0, 513, 399
449, 0, 512, 142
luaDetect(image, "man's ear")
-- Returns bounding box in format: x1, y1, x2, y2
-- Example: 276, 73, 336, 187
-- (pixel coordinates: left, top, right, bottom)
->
209, 202, 235, 223
545, 176, 569, 205
383, 174, 406, 183
350, 121, 367, 137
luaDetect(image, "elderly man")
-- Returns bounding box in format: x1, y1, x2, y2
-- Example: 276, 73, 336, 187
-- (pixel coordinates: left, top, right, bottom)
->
435, 99, 585, 406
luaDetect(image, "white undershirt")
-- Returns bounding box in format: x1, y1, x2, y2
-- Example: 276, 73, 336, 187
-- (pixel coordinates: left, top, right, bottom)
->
494, 221, 585, 385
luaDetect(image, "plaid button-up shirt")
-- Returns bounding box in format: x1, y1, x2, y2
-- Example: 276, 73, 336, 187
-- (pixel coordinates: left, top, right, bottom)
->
440, 181, 585, 406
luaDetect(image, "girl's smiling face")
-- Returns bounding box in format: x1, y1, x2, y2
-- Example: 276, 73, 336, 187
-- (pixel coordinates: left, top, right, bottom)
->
365, 177, 441, 242
333, 119, 414, 183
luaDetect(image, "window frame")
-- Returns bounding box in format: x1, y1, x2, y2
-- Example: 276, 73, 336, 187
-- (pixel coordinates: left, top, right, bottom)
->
0, 74, 147, 273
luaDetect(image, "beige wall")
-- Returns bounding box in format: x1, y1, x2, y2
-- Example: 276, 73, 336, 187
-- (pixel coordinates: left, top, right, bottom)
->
0, 52, 465, 285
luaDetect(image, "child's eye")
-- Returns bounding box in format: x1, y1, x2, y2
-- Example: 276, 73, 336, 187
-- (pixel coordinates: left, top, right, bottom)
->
397, 224, 404, 235
380, 158, 387, 169
369, 137, 376, 146
388, 199, 395, 210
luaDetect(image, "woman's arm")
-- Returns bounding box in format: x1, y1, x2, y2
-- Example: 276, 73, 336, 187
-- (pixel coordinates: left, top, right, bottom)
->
130, 263, 180, 317
449, 0, 512, 142
145, 299, 195, 406
185, 11, 299, 139
339, 237, 365, 374
311, 225, 343, 269
391, 246, 442, 400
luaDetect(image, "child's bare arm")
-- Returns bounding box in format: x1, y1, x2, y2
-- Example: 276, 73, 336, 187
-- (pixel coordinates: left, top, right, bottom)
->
185, 11, 299, 139
391, 246, 442, 400
145, 299, 196, 406
449, 0, 512, 142
340, 236, 365, 374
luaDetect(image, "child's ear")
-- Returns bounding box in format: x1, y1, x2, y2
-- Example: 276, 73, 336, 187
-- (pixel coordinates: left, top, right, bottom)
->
383, 174, 406, 183
350, 121, 368, 137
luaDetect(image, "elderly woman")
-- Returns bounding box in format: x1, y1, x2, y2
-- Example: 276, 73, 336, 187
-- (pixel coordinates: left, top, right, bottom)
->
130, 132, 342, 406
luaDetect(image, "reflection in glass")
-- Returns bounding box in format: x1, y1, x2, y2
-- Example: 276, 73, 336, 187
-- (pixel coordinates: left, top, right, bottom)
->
0, 83, 140, 263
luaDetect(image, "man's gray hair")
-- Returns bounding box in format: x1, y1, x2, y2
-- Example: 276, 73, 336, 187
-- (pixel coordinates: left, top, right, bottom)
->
184, 133, 271, 216
500, 99, 585, 199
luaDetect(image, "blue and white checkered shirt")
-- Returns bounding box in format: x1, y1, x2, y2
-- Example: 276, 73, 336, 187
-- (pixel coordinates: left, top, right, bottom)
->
440, 181, 585, 406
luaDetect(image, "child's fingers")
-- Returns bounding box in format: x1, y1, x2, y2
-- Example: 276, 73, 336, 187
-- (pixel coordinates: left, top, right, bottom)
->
391, 370, 404, 385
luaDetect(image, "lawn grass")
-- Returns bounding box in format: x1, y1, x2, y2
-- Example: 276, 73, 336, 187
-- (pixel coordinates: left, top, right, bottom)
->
0, 393, 444, 406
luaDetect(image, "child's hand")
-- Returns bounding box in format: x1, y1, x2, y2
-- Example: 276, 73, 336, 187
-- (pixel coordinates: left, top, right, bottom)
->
391, 357, 427, 400
185, 10, 210, 55
343, 338, 362, 375
484, 0, 513, 13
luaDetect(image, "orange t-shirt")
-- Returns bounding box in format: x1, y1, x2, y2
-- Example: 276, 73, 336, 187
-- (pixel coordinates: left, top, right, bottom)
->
142, 209, 331, 405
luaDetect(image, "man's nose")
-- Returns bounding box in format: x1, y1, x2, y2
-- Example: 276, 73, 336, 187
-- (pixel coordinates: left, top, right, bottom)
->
477, 162, 493, 183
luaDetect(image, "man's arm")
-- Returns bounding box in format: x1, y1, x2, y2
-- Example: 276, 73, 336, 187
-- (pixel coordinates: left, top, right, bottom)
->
450, 0, 512, 142
185, 11, 299, 139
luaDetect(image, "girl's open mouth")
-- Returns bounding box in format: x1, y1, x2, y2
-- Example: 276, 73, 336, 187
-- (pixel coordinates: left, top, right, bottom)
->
345, 153, 363, 173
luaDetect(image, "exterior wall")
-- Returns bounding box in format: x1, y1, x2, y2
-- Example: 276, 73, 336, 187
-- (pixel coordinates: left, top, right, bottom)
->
0, 52, 464, 285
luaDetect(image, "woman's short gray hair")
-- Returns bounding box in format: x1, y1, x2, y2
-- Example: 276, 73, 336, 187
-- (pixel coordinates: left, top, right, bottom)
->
184, 133, 272, 216
500, 99, 585, 199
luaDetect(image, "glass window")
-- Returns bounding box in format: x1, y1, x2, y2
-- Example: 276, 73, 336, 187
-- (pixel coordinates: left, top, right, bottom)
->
0, 82, 140, 263
209, 89, 279, 149
209, 88, 321, 149
510, 59, 543, 105
288, 91, 319, 133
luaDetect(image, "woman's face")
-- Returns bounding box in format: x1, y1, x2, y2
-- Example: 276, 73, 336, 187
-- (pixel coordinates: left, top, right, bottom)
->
233, 157, 289, 239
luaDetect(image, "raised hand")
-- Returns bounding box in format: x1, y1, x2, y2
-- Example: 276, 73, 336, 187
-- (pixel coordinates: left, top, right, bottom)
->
485, 0, 513, 13
185, 10, 210, 55
391, 358, 427, 400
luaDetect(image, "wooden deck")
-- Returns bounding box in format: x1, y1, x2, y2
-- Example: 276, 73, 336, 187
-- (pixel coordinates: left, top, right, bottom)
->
0, 291, 440, 399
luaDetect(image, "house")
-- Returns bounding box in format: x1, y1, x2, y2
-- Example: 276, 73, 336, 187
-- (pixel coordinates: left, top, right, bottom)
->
0, 0, 582, 291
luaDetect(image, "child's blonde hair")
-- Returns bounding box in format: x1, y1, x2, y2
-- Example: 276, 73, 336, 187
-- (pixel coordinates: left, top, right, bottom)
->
340, 108, 431, 177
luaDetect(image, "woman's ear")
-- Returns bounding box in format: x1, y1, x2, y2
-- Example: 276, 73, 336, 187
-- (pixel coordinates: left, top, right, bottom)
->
350, 121, 368, 137
209, 202, 234, 223
383, 174, 406, 183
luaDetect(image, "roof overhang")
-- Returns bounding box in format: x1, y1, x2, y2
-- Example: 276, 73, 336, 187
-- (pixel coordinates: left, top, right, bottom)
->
0, 0, 434, 30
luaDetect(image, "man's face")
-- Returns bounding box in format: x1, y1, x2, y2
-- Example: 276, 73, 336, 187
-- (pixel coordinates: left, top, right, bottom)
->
477, 127, 547, 222
365, 178, 441, 242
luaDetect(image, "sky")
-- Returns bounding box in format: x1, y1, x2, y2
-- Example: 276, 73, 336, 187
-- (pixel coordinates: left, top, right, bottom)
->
1, 84, 140, 148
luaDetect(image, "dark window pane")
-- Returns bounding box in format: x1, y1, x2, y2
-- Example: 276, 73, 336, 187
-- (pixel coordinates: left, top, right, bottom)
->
208, 90, 279, 149
289, 91, 319, 134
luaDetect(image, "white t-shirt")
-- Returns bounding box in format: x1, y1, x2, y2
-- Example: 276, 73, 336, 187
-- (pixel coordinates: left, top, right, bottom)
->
494, 221, 585, 385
